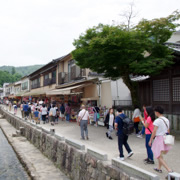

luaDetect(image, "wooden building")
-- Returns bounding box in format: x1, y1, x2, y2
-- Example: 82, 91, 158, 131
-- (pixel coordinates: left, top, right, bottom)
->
138, 50, 180, 115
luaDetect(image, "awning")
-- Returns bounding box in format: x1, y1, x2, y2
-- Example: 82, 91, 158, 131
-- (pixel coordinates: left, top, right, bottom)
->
81, 97, 99, 101
23, 90, 46, 97
46, 83, 92, 96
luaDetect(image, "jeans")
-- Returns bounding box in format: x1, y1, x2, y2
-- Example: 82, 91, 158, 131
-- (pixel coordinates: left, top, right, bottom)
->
108, 125, 113, 137
134, 122, 140, 134
66, 114, 70, 121
145, 134, 154, 161
141, 126, 145, 135
118, 134, 132, 158
80, 120, 88, 139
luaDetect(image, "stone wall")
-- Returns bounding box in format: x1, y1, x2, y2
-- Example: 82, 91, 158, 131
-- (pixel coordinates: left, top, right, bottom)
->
0, 107, 153, 180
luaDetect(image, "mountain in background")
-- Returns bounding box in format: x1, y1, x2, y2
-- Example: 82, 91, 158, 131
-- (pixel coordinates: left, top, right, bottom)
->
0, 65, 44, 77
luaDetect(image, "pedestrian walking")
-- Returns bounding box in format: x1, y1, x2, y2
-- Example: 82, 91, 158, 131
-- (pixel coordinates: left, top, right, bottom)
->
93, 106, 100, 127
34, 108, 40, 124
115, 106, 133, 161
23, 102, 29, 120
20, 102, 24, 118
41, 104, 47, 124
140, 106, 155, 164
132, 105, 141, 134
77, 105, 90, 140
49, 105, 56, 125
60, 103, 65, 121
137, 105, 147, 138
105, 108, 114, 140
65, 103, 71, 122
149, 106, 173, 178
13, 103, 17, 115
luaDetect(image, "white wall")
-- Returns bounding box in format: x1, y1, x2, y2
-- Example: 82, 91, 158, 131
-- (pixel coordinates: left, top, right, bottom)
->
167, 31, 180, 43
111, 79, 131, 101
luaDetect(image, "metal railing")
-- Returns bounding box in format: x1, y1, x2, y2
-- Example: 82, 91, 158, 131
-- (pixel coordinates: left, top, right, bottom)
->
31, 83, 40, 89
113, 100, 132, 107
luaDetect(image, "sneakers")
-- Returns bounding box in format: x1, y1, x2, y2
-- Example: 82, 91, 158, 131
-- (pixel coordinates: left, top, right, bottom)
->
109, 136, 113, 140
137, 134, 143, 138
106, 132, 109, 138
145, 159, 155, 164
117, 157, 124, 161
127, 151, 133, 158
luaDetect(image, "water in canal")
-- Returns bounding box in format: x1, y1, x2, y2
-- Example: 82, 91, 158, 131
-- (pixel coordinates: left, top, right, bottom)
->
0, 128, 29, 180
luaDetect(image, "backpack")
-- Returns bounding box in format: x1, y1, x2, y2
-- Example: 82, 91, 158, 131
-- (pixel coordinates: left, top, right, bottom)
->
119, 115, 134, 135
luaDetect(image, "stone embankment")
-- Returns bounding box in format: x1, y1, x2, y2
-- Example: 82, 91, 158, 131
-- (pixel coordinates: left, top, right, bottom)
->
0, 106, 160, 180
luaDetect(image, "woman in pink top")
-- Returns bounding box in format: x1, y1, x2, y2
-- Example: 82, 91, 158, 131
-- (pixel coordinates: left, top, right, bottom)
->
140, 106, 155, 164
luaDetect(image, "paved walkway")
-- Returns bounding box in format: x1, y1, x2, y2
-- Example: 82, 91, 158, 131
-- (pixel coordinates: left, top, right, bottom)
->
4, 106, 180, 179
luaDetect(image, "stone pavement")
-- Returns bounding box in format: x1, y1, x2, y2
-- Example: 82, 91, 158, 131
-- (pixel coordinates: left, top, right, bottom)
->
6, 106, 180, 179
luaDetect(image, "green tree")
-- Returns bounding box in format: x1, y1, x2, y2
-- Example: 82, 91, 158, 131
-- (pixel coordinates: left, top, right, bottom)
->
72, 11, 180, 106
11, 67, 16, 75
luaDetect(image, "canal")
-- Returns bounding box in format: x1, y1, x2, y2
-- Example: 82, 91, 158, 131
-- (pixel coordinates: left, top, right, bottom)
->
0, 128, 29, 180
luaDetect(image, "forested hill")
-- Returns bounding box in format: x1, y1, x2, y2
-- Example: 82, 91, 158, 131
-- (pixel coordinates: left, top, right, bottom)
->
0, 65, 44, 87
0, 65, 44, 77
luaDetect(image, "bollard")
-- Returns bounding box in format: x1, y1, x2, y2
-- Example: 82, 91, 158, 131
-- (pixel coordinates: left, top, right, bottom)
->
50, 129, 55, 135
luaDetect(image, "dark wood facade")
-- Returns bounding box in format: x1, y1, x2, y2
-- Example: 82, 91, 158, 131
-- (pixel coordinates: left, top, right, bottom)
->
138, 52, 180, 114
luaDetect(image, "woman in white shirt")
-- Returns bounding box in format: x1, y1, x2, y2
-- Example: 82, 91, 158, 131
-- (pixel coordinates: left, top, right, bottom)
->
149, 106, 172, 177
132, 105, 141, 134
41, 104, 47, 124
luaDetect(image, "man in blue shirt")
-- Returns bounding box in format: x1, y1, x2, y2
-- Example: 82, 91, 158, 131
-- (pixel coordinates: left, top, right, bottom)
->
115, 106, 133, 161
23, 102, 29, 120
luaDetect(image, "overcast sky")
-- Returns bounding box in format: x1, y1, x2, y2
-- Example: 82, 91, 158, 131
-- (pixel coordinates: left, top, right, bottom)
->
0, 0, 179, 67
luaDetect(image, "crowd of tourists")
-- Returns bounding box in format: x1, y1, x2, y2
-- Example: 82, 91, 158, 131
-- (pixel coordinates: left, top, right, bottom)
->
4, 99, 174, 179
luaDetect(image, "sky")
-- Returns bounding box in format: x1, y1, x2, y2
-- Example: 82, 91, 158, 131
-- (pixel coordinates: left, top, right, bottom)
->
0, 0, 179, 67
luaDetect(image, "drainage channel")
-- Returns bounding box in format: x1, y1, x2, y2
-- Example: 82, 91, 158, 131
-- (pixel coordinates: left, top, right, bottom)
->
0, 128, 30, 180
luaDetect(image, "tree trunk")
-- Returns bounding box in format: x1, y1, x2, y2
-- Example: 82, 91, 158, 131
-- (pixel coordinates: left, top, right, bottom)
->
122, 75, 140, 107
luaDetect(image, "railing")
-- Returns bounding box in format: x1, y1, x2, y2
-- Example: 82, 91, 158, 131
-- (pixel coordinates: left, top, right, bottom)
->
58, 69, 86, 85
113, 100, 132, 107
165, 42, 180, 50
44, 77, 56, 86
31, 83, 40, 89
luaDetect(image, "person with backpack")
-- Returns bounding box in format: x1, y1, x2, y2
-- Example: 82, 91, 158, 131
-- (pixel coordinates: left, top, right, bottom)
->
115, 106, 133, 161
140, 106, 155, 164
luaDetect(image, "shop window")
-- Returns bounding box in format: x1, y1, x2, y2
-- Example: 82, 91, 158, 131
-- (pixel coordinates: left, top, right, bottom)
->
153, 79, 169, 101
173, 77, 180, 102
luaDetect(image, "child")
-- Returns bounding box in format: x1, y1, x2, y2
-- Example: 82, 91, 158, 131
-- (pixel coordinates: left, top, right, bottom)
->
34, 108, 39, 124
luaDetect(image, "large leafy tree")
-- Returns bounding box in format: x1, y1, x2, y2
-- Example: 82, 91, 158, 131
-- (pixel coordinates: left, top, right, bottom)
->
72, 11, 180, 106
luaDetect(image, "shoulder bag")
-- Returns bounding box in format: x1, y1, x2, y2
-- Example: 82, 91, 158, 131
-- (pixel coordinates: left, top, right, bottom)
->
78, 110, 87, 126
160, 117, 174, 145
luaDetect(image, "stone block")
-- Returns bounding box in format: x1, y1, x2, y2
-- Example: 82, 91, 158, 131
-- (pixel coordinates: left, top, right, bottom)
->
54, 133, 65, 141
19, 127, 25, 136
168, 172, 180, 180
87, 148, 108, 161
42, 127, 50, 134
65, 138, 85, 150
112, 158, 159, 180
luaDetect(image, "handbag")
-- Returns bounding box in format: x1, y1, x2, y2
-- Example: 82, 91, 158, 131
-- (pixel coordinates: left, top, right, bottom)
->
163, 134, 175, 145
160, 117, 175, 146
97, 113, 100, 119
134, 117, 140, 122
